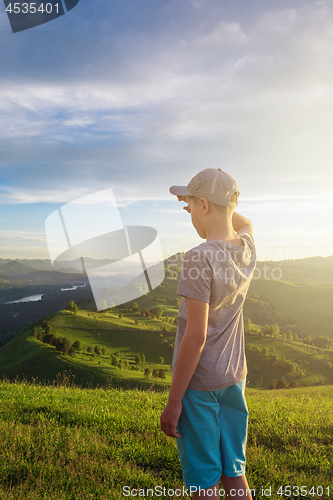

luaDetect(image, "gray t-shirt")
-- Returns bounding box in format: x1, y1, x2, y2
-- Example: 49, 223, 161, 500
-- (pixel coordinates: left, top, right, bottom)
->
172, 231, 256, 391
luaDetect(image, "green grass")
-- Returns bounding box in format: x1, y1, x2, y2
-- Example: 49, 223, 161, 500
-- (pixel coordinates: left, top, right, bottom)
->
0, 309, 176, 389
0, 380, 332, 499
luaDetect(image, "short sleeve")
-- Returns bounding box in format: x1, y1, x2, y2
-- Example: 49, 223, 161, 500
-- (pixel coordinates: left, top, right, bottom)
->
176, 249, 212, 303
237, 230, 254, 245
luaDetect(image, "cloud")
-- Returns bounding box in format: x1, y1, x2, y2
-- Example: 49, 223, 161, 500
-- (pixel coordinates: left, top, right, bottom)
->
254, 8, 298, 35
197, 20, 249, 46
1, 1, 333, 206
0, 231, 46, 242
0, 186, 94, 204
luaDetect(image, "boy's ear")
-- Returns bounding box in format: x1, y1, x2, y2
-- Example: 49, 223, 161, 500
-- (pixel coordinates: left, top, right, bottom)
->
199, 197, 209, 213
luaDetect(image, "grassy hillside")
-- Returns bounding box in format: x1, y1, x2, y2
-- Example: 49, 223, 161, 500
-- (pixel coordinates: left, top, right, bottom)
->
249, 278, 333, 338
2, 305, 333, 391
0, 380, 332, 499
0, 307, 177, 389
246, 335, 333, 389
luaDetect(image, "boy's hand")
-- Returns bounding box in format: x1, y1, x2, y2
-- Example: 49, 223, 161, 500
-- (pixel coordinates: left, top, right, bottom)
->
177, 195, 191, 213
160, 400, 182, 438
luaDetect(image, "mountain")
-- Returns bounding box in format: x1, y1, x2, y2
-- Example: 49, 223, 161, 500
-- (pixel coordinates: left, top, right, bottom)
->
0, 260, 36, 277
281, 255, 333, 268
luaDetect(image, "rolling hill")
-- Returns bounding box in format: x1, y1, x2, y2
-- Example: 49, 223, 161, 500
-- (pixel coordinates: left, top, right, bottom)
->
0, 306, 177, 389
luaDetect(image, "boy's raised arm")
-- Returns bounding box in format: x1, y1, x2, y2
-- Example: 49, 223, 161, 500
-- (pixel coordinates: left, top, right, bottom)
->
232, 212, 253, 235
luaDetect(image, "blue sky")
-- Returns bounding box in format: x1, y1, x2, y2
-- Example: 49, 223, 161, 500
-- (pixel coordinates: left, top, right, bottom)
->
0, 0, 333, 261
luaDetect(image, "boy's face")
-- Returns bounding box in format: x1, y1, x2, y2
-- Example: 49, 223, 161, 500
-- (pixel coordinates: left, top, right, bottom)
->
180, 195, 206, 239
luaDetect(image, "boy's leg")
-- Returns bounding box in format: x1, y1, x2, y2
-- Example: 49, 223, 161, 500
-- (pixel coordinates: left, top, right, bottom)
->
191, 476, 253, 500
192, 481, 220, 500
220, 474, 253, 500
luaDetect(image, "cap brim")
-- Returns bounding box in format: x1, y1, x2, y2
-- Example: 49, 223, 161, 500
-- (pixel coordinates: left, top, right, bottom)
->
169, 185, 192, 196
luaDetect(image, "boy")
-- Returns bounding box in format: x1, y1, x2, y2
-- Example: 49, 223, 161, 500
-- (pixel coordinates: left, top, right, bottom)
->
160, 168, 256, 499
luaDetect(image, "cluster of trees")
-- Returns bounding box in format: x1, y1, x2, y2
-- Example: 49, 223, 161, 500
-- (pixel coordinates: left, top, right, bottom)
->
31, 322, 80, 357
248, 344, 306, 377
67, 301, 79, 314
140, 306, 163, 319
144, 368, 166, 379
269, 379, 300, 390
134, 354, 146, 364
87, 345, 107, 357
245, 316, 333, 353
302, 335, 333, 350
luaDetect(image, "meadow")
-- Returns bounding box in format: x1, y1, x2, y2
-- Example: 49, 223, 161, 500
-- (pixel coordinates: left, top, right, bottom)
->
2, 303, 333, 391
0, 306, 177, 389
0, 379, 332, 500
1, 258, 333, 499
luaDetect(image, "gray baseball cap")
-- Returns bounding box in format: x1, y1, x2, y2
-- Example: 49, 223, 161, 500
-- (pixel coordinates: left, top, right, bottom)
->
170, 168, 239, 208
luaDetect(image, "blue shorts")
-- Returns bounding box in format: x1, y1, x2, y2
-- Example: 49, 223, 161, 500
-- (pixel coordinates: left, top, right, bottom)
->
176, 379, 248, 490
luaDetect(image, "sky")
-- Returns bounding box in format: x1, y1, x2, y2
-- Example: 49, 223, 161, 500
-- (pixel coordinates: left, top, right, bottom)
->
1, 0, 333, 262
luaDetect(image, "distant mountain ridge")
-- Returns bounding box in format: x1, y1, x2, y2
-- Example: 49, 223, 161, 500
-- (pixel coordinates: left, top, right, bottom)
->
1, 253, 333, 270
278, 255, 333, 268
0, 257, 119, 277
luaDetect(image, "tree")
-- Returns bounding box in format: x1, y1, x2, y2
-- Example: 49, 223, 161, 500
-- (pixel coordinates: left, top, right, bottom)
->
43, 333, 56, 346
135, 354, 141, 364
44, 325, 52, 335
144, 368, 151, 378
150, 306, 163, 319
140, 354, 145, 363
56, 337, 71, 355
286, 330, 293, 341
94, 345, 101, 356
67, 300, 79, 314
67, 300, 75, 313
276, 379, 288, 389
31, 327, 37, 338
68, 346, 76, 358
73, 340, 82, 351
87, 346, 92, 353
111, 355, 119, 367
158, 356, 164, 364
130, 302, 139, 312
158, 369, 166, 379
